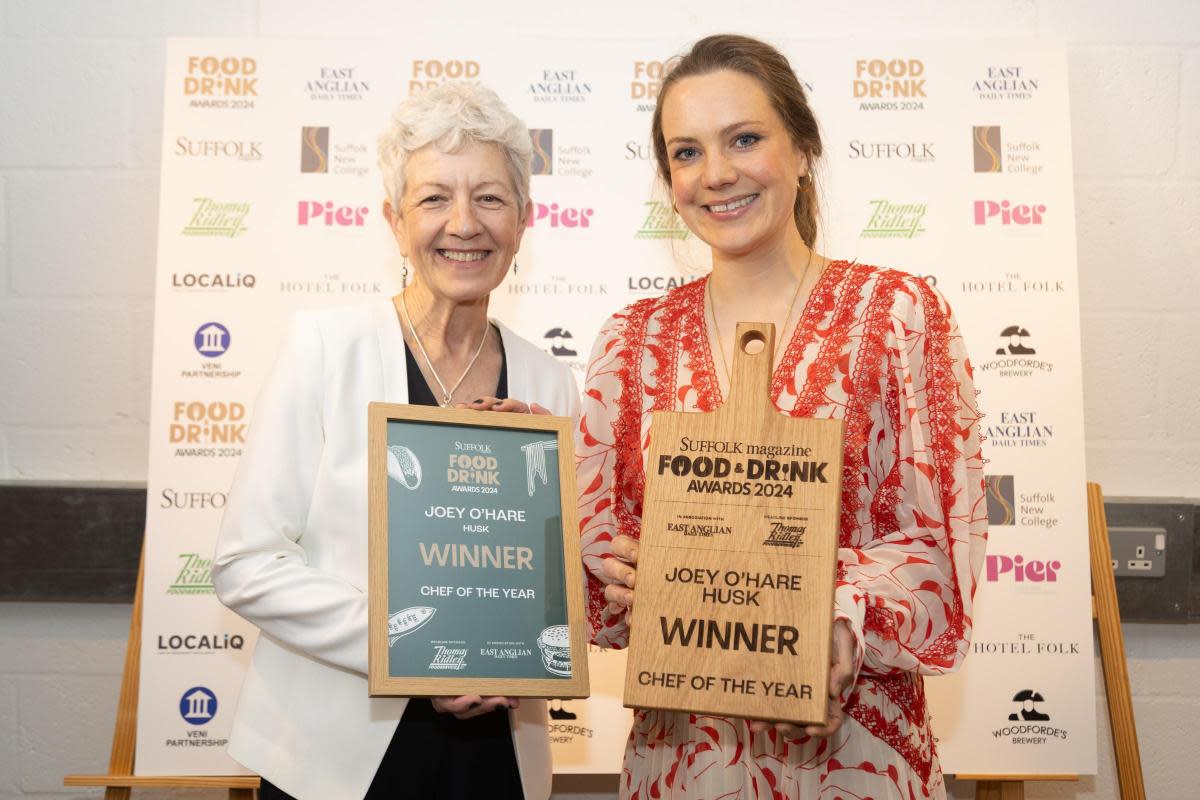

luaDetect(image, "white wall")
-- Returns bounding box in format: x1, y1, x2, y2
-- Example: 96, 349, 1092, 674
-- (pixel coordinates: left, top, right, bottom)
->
0, 1, 1196, 798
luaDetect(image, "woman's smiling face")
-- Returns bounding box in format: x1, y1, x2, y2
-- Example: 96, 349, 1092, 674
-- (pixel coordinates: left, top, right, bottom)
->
388, 139, 528, 303
659, 69, 808, 260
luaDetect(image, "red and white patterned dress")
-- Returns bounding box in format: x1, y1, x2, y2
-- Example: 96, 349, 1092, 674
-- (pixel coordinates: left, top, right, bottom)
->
577, 261, 988, 799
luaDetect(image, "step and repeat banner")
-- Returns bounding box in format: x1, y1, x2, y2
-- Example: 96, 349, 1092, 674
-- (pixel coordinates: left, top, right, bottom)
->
136, 36, 1095, 778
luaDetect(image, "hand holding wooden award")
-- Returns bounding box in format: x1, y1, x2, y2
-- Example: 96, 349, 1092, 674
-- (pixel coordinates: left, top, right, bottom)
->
624, 322, 844, 725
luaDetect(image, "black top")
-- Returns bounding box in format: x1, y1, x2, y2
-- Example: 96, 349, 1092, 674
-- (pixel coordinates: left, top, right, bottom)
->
403, 330, 508, 405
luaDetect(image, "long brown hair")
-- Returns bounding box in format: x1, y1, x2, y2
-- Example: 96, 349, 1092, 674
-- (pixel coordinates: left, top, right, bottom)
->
651, 34, 823, 248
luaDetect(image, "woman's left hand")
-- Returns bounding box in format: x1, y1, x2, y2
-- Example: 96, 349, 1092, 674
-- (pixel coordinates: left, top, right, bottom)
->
748, 618, 856, 740
431, 695, 520, 720
456, 396, 549, 415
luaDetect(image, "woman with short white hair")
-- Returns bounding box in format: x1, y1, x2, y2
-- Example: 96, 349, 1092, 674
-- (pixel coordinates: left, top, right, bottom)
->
214, 81, 574, 800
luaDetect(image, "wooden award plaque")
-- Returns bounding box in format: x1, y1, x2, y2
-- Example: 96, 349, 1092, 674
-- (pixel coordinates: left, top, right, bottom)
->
624, 322, 844, 725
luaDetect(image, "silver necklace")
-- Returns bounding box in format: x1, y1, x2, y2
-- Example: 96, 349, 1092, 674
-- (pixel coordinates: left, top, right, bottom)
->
399, 291, 490, 407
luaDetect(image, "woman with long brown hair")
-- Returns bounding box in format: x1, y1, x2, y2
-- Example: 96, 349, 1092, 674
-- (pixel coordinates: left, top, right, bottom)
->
578, 34, 987, 798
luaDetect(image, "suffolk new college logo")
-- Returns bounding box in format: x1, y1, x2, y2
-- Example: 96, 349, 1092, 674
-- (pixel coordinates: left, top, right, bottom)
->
184, 55, 257, 109
985, 475, 1015, 525
973, 126, 1045, 175
531, 130, 553, 175
300, 127, 370, 177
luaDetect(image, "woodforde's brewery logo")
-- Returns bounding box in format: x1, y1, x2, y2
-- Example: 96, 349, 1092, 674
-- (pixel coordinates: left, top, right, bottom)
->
184, 55, 257, 109
974, 65, 1039, 101
168, 553, 215, 594
848, 140, 935, 163
410, 58, 480, 93
861, 199, 927, 238
300, 127, 370, 177
853, 58, 926, 110
542, 327, 578, 357
973, 126, 1044, 175
305, 65, 369, 101
978, 325, 1054, 378
174, 137, 261, 161
169, 400, 246, 456
528, 68, 592, 103
182, 198, 250, 238
635, 201, 690, 240
993, 689, 1070, 746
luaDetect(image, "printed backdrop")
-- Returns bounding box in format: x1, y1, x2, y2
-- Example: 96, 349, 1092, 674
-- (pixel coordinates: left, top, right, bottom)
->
137, 37, 1096, 777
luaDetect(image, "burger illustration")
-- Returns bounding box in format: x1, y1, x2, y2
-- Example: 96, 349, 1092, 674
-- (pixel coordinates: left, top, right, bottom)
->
537, 625, 571, 677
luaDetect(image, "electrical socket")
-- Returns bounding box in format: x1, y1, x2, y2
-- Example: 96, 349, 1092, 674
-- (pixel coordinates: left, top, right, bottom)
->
1111, 526, 1167, 578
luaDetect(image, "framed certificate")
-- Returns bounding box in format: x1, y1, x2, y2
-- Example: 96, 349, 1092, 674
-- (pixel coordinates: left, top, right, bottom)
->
367, 402, 589, 698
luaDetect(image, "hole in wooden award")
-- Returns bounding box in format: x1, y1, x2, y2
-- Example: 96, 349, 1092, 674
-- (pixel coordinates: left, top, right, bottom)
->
740, 330, 767, 355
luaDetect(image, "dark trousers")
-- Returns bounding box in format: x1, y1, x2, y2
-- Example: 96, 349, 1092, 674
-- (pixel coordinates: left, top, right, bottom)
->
258, 699, 524, 800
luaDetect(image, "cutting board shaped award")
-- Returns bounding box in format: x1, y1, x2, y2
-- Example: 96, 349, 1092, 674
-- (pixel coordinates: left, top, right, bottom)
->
624, 322, 845, 725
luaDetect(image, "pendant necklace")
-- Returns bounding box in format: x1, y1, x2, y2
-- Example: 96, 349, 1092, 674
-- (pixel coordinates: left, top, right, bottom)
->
707, 251, 815, 387
399, 290, 489, 407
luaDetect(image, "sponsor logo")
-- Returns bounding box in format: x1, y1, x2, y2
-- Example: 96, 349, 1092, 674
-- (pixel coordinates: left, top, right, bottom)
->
528, 68, 592, 103
861, 200, 927, 238
960, 273, 1065, 295
543, 327, 577, 357
984, 410, 1054, 449
761, 520, 806, 548
194, 322, 230, 358
387, 445, 423, 490
977, 326, 1055, 377
297, 200, 369, 227
985, 554, 1060, 583
429, 644, 469, 670
973, 632, 1079, 656
974, 66, 1039, 101
985, 475, 1015, 525
480, 641, 534, 660
173, 137, 262, 161
179, 686, 218, 725
159, 488, 228, 511
279, 271, 383, 295
170, 401, 246, 450
547, 700, 594, 743
626, 273, 703, 295
300, 126, 371, 177
184, 56, 257, 109
171, 272, 256, 291
387, 607, 436, 644
635, 201, 690, 240
854, 58, 926, 111
156, 633, 244, 654
410, 59, 480, 93
529, 129, 592, 179
168, 553, 214, 595
531, 129, 553, 175
182, 198, 250, 238
625, 139, 653, 160
631, 58, 677, 111
549, 700, 578, 721
305, 65, 369, 101
985, 475, 1060, 531
973, 125, 1044, 175
992, 689, 1069, 745
184, 323, 240, 380
508, 274, 610, 297
974, 199, 1045, 226
848, 140, 935, 162
526, 201, 592, 229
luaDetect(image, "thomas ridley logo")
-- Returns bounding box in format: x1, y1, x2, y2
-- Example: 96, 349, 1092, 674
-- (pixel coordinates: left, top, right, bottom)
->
179, 686, 218, 725
530, 129, 553, 175
182, 198, 249, 238
429, 644, 469, 670
635, 201, 690, 240
410, 59, 480, 93
861, 200, 927, 238
985, 475, 1015, 526
168, 553, 214, 594
193, 322, 230, 358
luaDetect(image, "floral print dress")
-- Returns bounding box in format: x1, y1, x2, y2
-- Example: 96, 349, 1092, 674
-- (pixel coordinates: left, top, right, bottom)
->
577, 261, 988, 799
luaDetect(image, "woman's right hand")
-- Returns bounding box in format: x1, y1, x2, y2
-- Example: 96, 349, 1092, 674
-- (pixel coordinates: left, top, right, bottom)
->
431, 695, 519, 720
601, 534, 639, 617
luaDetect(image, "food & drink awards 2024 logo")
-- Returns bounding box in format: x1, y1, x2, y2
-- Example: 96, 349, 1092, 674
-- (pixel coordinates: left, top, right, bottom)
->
410, 58, 480, 93
168, 400, 246, 457
853, 58, 926, 111
183, 55, 257, 110
631, 58, 677, 112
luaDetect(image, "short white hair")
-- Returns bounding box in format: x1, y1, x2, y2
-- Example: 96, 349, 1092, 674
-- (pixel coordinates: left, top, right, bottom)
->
377, 81, 532, 215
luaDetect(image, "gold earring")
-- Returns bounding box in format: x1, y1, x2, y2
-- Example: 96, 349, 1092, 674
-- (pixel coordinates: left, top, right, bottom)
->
671, 199, 679, 214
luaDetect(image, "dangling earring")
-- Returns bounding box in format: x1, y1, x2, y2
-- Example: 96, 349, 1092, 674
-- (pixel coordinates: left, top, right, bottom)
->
671, 199, 679, 214
401, 255, 410, 288
512, 258, 519, 275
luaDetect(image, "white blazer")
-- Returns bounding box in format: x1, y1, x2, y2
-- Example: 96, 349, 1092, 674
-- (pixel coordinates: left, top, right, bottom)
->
213, 300, 579, 800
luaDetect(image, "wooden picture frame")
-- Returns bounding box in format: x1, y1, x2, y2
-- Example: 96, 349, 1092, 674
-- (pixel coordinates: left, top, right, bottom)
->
367, 402, 589, 699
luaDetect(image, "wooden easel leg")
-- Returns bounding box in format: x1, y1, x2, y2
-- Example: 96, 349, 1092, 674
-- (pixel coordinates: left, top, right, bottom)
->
103, 545, 146, 800
976, 780, 1024, 800
1087, 483, 1147, 800
229, 789, 256, 799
